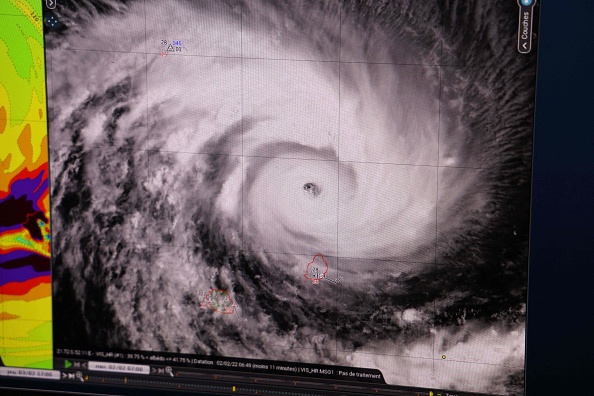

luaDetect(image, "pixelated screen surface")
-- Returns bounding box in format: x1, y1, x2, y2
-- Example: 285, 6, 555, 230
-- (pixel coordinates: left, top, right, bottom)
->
0, 0, 53, 371
1, 1, 539, 395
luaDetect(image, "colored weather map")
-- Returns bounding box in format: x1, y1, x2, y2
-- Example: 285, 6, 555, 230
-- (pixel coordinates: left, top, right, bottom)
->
0, 0, 53, 369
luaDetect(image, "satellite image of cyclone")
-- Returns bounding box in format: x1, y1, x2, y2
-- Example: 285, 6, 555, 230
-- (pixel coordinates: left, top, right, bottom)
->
46, 1, 536, 394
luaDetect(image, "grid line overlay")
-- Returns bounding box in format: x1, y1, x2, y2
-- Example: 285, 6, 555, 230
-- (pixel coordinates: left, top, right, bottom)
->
64, 47, 447, 67
241, 1, 245, 253
335, 2, 342, 359
432, 50, 444, 378
42, 0, 527, 376
45, 47, 57, 367
46, 143, 494, 181
46, 140, 491, 170
143, 0, 151, 249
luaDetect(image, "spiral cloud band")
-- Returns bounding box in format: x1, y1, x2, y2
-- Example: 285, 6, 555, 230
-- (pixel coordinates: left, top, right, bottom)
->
47, 1, 535, 394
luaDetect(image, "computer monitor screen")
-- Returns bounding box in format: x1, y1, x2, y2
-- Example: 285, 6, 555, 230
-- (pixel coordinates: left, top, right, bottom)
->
0, 1, 539, 395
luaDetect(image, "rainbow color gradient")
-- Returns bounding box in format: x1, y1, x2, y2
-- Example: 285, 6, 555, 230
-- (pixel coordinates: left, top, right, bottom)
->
0, 0, 53, 369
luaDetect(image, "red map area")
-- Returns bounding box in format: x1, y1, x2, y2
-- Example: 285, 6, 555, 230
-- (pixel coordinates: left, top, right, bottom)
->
304, 254, 328, 284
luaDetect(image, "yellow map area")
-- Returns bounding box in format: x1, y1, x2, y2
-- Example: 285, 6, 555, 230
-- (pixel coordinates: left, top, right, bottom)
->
0, 0, 53, 369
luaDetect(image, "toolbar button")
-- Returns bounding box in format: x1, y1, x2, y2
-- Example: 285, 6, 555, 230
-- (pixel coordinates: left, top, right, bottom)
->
0, 367, 60, 380
517, 0, 536, 54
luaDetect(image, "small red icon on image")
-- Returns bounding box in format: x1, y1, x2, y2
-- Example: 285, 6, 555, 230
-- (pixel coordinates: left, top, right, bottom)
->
305, 254, 329, 284
161, 51, 167, 57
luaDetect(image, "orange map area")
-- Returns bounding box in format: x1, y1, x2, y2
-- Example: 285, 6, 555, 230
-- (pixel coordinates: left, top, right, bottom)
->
0, 0, 53, 369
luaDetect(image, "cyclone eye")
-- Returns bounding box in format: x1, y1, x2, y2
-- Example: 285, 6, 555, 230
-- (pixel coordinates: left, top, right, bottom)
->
303, 182, 321, 198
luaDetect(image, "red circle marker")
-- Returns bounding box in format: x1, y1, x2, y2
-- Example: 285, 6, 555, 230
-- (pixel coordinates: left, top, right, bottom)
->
304, 254, 329, 284
205, 288, 236, 314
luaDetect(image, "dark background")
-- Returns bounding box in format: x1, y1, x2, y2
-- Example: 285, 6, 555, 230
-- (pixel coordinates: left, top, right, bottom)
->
525, 0, 594, 394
